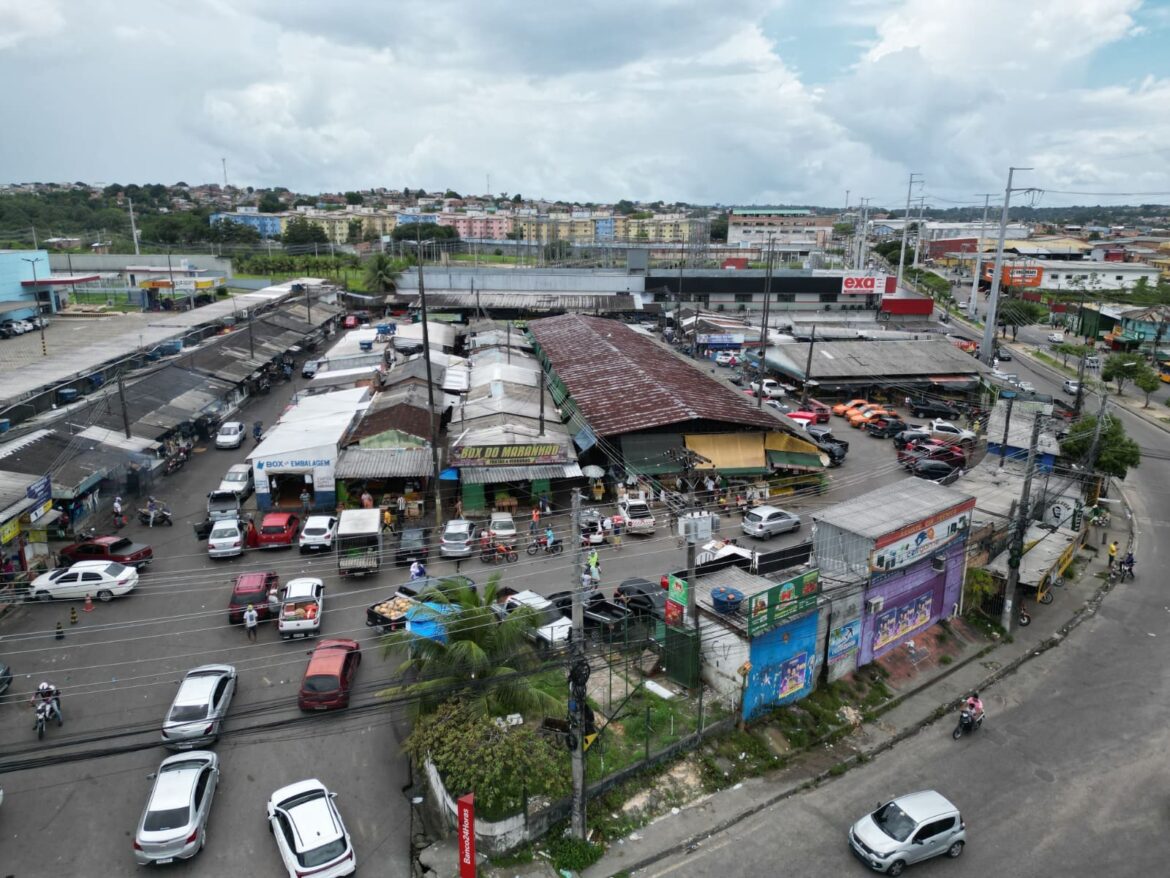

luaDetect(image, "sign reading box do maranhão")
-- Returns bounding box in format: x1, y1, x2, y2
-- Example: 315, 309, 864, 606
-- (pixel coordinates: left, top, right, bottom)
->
746, 569, 821, 637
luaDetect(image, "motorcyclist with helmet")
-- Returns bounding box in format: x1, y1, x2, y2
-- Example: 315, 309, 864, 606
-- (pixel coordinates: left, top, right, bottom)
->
30, 681, 62, 726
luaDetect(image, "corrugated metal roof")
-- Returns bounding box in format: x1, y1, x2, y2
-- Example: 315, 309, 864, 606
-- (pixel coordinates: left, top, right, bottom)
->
403, 293, 637, 312
460, 463, 583, 484
528, 314, 781, 437
335, 447, 434, 478
763, 339, 986, 382
813, 480, 974, 538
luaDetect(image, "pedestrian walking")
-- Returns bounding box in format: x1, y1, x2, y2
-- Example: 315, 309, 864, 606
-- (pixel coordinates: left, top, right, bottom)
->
454, 497, 464, 519
267, 588, 280, 621
539, 493, 551, 515
1107, 540, 1119, 571
300, 488, 312, 515
612, 515, 623, 550
602, 515, 613, 543
360, 490, 374, 509
243, 604, 259, 641
581, 567, 593, 592
397, 494, 407, 517
530, 506, 540, 534
588, 547, 600, 572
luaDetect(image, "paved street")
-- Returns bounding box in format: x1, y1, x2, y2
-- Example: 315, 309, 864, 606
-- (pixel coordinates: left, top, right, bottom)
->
625, 325, 1170, 878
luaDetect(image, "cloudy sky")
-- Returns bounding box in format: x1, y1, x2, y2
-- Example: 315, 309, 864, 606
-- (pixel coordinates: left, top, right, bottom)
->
2, 0, 1169, 208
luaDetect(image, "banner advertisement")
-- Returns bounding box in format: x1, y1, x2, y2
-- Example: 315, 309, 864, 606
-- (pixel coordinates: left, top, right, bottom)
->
870, 500, 975, 573
873, 592, 935, 652
457, 794, 476, 878
746, 569, 821, 637
666, 574, 688, 629
828, 619, 861, 668
451, 443, 567, 466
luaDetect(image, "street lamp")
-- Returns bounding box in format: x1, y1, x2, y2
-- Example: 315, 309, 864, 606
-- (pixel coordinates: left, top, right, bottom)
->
21, 255, 47, 357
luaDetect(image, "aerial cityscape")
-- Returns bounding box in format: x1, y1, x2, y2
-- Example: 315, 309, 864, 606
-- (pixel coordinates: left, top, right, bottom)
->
1, 2, 1169, 877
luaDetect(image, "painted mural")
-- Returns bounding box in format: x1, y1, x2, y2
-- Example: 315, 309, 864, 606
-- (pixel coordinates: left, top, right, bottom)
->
873, 592, 934, 651
743, 609, 819, 721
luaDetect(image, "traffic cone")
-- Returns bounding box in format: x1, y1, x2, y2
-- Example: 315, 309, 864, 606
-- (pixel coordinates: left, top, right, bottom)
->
55, 622, 65, 640
70, 606, 79, 625
83, 594, 95, 613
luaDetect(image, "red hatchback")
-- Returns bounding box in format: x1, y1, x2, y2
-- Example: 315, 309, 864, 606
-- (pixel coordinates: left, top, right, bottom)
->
298, 639, 362, 711
228, 570, 279, 624
257, 512, 300, 549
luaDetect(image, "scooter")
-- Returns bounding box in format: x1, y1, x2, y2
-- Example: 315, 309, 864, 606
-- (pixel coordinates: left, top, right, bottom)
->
952, 706, 982, 740
138, 507, 174, 527
526, 535, 564, 556
34, 699, 63, 739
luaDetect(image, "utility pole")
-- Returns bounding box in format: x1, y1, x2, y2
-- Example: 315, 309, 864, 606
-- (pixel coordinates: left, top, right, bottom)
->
912, 197, 926, 270
967, 194, 994, 319
304, 282, 312, 325
1085, 393, 1110, 478
857, 199, 871, 270
756, 235, 774, 409
1001, 414, 1043, 633
1073, 349, 1090, 416
247, 306, 255, 359
996, 392, 1016, 471
569, 490, 588, 840
416, 223, 444, 531
895, 173, 922, 292
801, 325, 816, 405
980, 167, 1032, 367
128, 197, 141, 256
685, 528, 698, 628
116, 372, 132, 439
21, 256, 48, 357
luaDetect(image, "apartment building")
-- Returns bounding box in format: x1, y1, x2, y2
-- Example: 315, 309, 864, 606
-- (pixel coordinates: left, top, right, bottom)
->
727, 209, 834, 248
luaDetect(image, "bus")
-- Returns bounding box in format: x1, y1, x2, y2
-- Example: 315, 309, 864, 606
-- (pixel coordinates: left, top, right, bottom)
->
1159, 359, 1170, 384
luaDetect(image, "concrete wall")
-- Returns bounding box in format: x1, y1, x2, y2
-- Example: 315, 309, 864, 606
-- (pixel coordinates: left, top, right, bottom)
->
48, 253, 234, 278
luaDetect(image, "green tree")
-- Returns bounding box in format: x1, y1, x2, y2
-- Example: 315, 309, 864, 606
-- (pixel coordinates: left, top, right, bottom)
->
379, 575, 561, 719
404, 701, 567, 819
346, 219, 363, 244
443, 189, 461, 199
615, 199, 637, 215
208, 218, 261, 245
344, 191, 364, 205
1102, 353, 1144, 395
258, 191, 284, 213
997, 300, 1046, 340
511, 193, 523, 204
833, 222, 854, 236
390, 222, 458, 242
543, 239, 572, 262
1059, 415, 1141, 479
362, 252, 403, 292
1053, 342, 1093, 369
1134, 365, 1161, 407
281, 215, 328, 245
709, 214, 728, 242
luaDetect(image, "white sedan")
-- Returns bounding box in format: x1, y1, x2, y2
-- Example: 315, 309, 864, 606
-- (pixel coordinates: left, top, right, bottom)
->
714, 351, 739, 366
29, 561, 139, 602
215, 421, 246, 449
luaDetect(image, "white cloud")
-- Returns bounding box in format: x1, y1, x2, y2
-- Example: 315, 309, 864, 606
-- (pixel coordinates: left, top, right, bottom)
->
0, 0, 1165, 206
0, 0, 65, 50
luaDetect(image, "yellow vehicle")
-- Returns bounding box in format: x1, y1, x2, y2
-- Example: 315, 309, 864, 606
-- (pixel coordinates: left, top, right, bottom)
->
1158, 359, 1170, 384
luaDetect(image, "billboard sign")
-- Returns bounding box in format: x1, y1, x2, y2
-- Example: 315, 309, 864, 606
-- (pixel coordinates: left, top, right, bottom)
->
982, 263, 1043, 287
697, 333, 746, 345
451, 443, 567, 467
840, 274, 887, 295
665, 573, 688, 628
746, 569, 821, 637
869, 499, 975, 573
872, 591, 935, 651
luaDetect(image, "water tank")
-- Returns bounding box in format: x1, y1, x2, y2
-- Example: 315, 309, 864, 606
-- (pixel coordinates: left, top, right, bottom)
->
57, 388, 80, 404
358, 340, 374, 352
0, 418, 10, 434
711, 586, 744, 615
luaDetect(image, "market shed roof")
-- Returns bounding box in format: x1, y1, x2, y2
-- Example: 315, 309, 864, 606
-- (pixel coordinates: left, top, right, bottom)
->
763, 339, 985, 382
528, 313, 779, 437
813, 479, 974, 540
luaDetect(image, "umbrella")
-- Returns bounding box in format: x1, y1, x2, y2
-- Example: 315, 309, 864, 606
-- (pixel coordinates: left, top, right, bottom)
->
581, 465, 606, 479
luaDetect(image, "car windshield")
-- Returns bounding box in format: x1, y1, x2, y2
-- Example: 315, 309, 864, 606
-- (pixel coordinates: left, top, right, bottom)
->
537, 606, 564, 627
210, 526, 237, 539
143, 806, 191, 832
261, 524, 287, 534
221, 425, 239, 435
302, 674, 340, 693
303, 527, 327, 536
745, 512, 763, 524
873, 802, 916, 841
299, 837, 347, 868
224, 472, 247, 483
169, 704, 207, 722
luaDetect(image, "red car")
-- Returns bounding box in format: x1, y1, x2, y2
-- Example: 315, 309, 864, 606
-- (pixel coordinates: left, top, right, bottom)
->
228, 570, 280, 624
899, 443, 966, 469
298, 639, 362, 711
58, 536, 153, 569
257, 512, 300, 549
803, 399, 833, 423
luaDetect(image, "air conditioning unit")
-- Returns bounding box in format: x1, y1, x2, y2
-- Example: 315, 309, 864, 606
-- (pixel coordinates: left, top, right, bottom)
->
865, 596, 884, 614
932, 555, 946, 572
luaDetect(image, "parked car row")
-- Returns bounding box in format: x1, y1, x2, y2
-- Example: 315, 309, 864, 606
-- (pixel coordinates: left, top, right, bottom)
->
0, 316, 48, 338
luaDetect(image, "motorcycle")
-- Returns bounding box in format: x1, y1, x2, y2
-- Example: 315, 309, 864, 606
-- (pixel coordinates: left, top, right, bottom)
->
112, 510, 127, 530
34, 699, 63, 739
480, 543, 519, 564
253, 421, 264, 445
952, 706, 982, 740
138, 507, 174, 527
257, 377, 271, 395
526, 535, 564, 556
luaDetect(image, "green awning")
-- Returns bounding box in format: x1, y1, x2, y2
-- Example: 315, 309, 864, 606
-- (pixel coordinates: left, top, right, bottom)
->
767, 450, 826, 472
715, 466, 772, 476
621, 433, 684, 475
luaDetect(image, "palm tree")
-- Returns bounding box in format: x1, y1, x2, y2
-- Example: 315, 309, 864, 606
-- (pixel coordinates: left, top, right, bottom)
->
379, 575, 562, 719
363, 253, 402, 293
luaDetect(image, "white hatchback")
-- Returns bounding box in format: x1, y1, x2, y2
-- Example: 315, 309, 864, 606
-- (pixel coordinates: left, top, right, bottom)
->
207, 518, 244, 559
267, 779, 356, 878
215, 421, 246, 449
299, 516, 338, 553
29, 561, 138, 602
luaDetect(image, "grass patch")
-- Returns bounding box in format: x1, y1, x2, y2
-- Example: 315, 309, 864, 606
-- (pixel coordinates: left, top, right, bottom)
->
698, 726, 782, 790
545, 829, 604, 872
939, 654, 954, 666
488, 845, 534, 867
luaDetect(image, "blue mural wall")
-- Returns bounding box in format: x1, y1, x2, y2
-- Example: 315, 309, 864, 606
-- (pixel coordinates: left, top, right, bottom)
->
743, 609, 819, 721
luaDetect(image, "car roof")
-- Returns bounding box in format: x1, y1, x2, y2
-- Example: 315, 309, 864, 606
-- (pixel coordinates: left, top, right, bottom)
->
225, 463, 250, 473
235, 571, 274, 588
211, 518, 241, 530
285, 577, 322, 598
174, 670, 223, 706
306, 640, 357, 675
152, 753, 216, 809
750, 505, 788, 516
303, 515, 335, 527
893, 790, 959, 821
262, 512, 294, 524
273, 782, 344, 849
445, 519, 472, 531
508, 589, 552, 608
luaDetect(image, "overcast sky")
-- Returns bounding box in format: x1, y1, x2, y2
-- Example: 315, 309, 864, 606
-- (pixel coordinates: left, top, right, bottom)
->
2, 0, 1168, 208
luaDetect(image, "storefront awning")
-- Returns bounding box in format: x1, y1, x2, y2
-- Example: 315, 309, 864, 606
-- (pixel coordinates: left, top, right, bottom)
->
763, 431, 823, 455
766, 450, 826, 472
930, 375, 979, 386
684, 433, 768, 473
620, 433, 683, 475
460, 463, 583, 484
335, 447, 434, 479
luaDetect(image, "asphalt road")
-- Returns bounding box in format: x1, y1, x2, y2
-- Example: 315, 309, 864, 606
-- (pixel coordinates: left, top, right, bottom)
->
638, 323, 1170, 877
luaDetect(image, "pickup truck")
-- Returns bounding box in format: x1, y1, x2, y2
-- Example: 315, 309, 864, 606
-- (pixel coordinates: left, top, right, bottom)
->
929, 419, 976, 443
749, 378, 786, 399
547, 591, 631, 646
336, 508, 382, 577
58, 536, 153, 570
909, 398, 961, 419
365, 576, 477, 635
492, 588, 572, 654
805, 424, 849, 453
278, 577, 324, 640
617, 492, 656, 535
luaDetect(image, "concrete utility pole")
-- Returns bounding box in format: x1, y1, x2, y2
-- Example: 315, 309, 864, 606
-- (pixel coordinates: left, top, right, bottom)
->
116, 372, 132, 439
912, 197, 926, 269
1085, 393, 1110, 478
128, 197, 141, 256
997, 392, 1016, 471
801, 325, 817, 405
569, 491, 587, 839
1002, 414, 1043, 633
21, 256, 47, 357
981, 167, 1032, 366
1073, 349, 1090, 416
416, 223, 444, 531
757, 235, 774, 409
895, 173, 922, 292
967, 194, 994, 319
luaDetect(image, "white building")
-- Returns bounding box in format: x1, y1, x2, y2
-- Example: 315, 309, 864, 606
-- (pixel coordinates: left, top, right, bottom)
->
1024, 259, 1161, 292
870, 220, 1030, 241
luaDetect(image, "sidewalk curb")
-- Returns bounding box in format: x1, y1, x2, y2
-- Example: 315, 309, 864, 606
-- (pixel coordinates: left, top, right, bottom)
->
591, 575, 1117, 878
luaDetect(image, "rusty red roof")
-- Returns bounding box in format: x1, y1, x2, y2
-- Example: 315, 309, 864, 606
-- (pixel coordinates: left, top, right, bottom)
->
529, 314, 781, 437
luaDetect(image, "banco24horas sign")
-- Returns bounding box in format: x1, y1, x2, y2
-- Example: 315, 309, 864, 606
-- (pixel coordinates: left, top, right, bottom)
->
452, 443, 567, 467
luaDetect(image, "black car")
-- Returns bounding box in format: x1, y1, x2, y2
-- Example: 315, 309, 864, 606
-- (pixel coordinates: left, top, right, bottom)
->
805, 424, 849, 453
863, 418, 909, 439
893, 429, 931, 450
809, 435, 847, 466
994, 347, 1012, 361
909, 398, 961, 419
395, 527, 430, 566
614, 578, 667, 621
911, 459, 961, 485
0, 658, 12, 696
301, 359, 320, 379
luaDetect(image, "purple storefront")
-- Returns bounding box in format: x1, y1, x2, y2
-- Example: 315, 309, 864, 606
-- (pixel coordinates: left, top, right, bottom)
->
814, 482, 975, 674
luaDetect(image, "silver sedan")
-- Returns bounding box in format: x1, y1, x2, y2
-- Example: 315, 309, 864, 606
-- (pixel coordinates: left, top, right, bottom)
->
133, 751, 219, 864
161, 664, 237, 749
